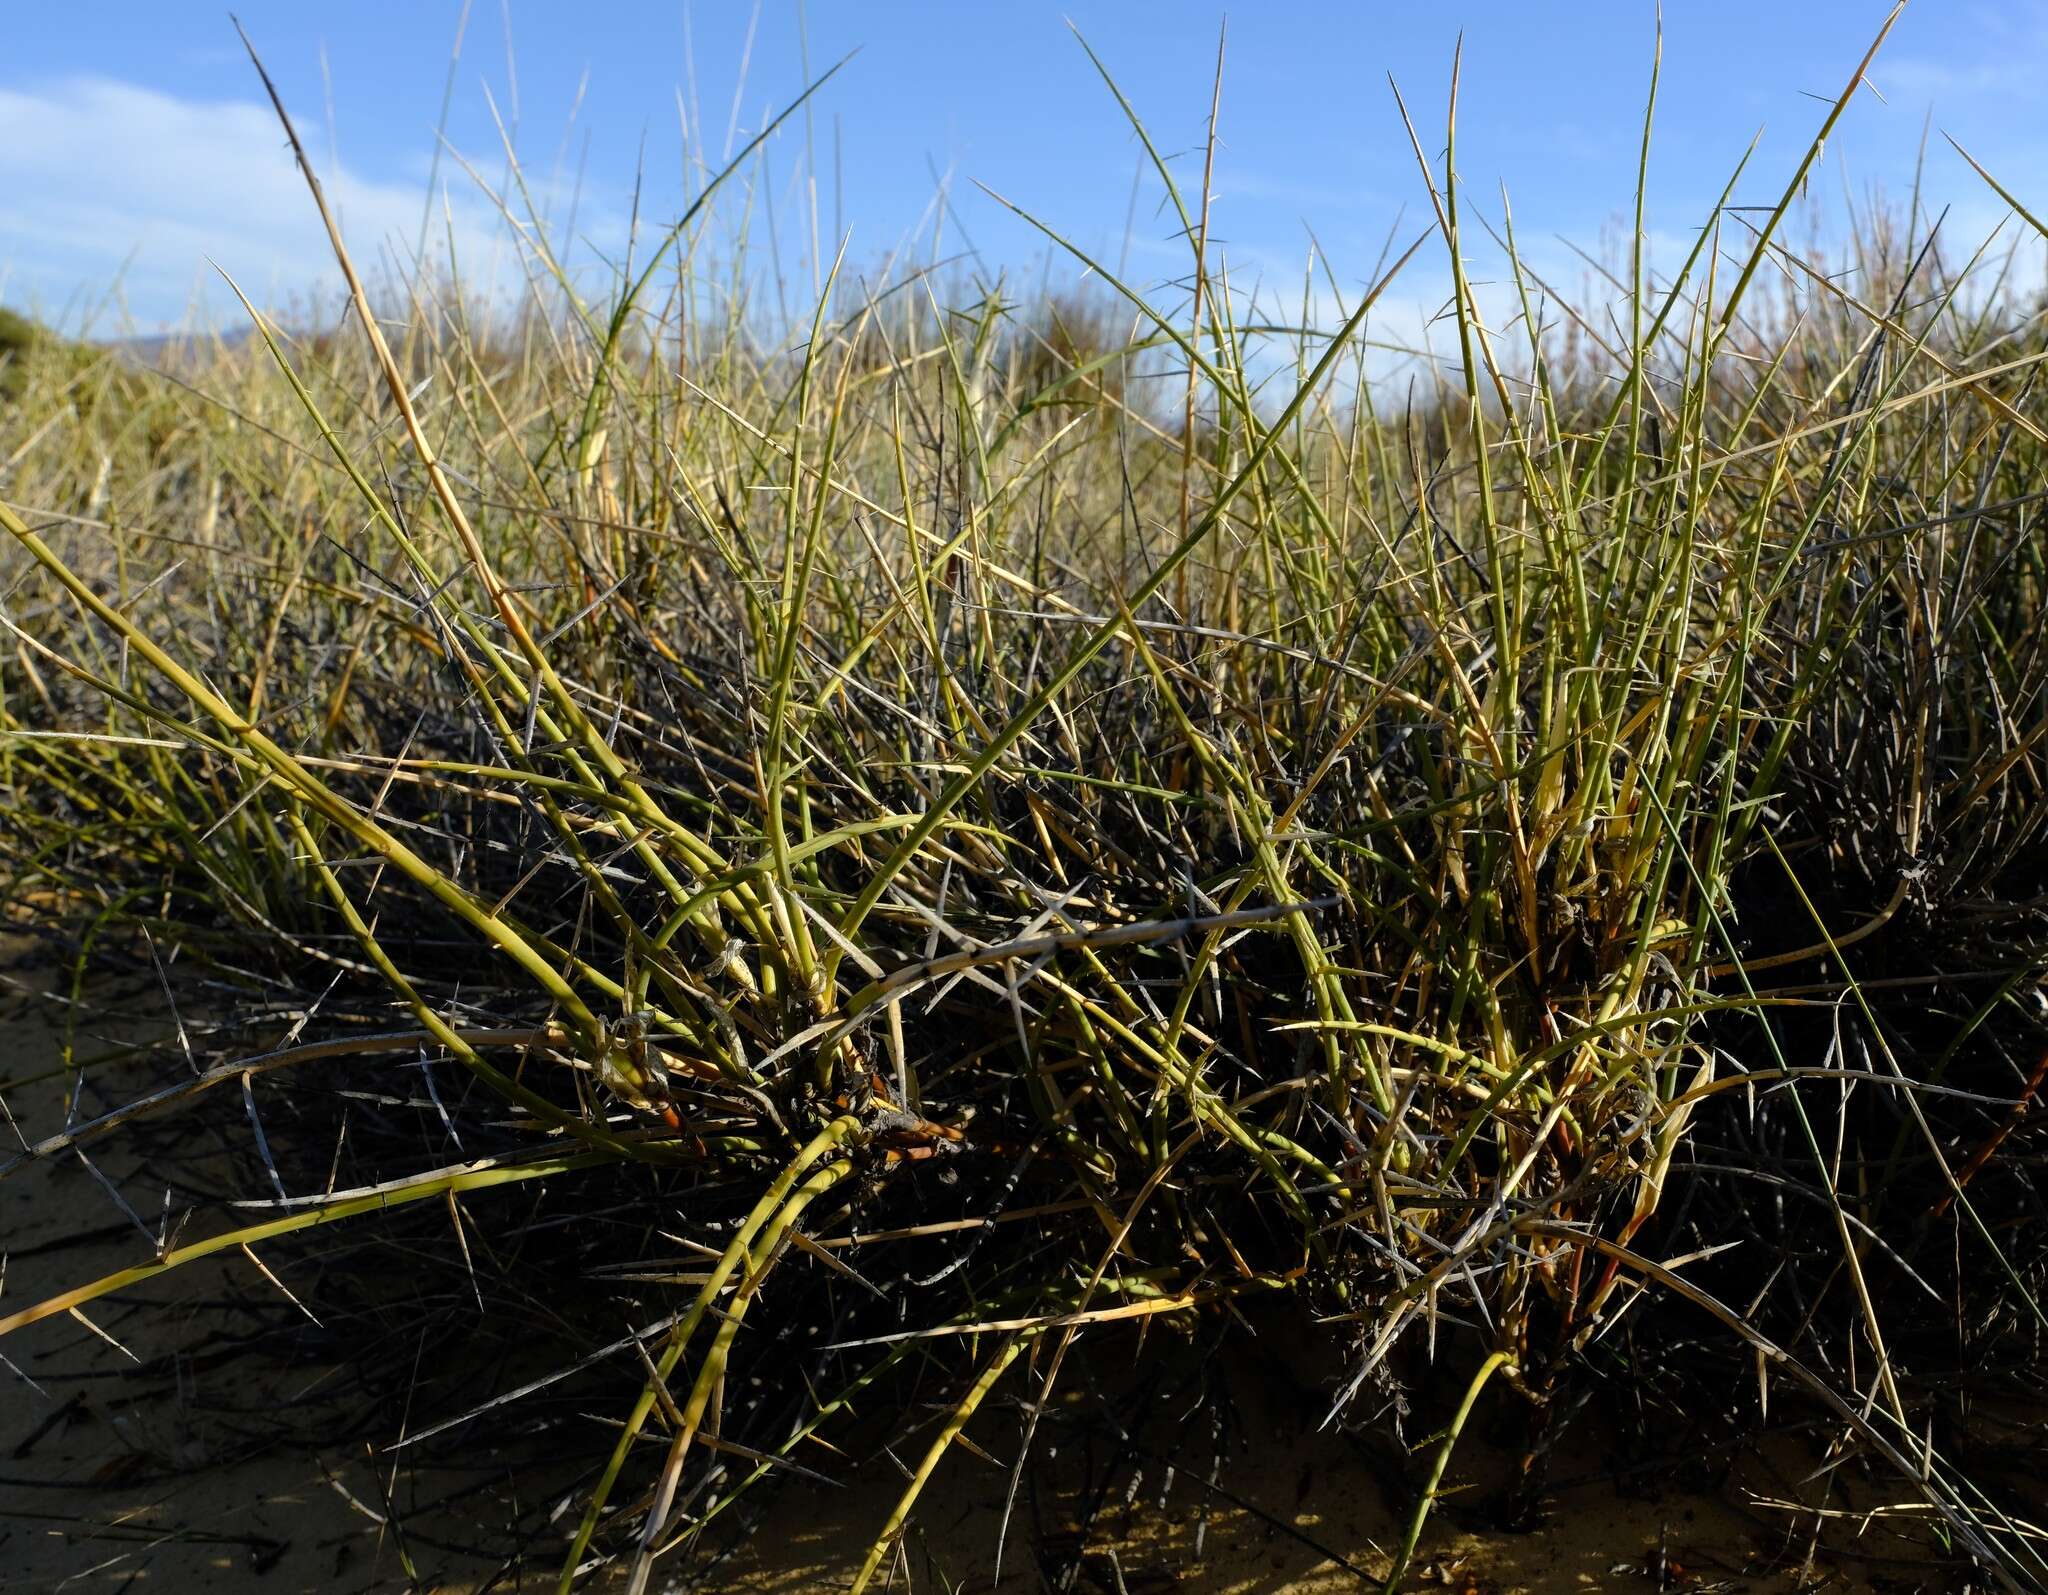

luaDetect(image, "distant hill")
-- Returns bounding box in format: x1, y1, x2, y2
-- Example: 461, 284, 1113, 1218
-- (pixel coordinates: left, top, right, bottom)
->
102, 326, 253, 366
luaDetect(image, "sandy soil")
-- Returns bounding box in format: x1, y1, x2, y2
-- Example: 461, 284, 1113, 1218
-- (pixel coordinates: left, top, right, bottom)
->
0, 935, 1958, 1593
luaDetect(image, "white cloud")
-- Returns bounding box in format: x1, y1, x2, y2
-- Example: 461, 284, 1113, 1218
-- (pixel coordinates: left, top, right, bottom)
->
0, 76, 592, 333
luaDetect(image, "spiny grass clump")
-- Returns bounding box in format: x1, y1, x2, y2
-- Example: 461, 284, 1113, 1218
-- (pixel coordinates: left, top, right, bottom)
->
2, 14, 2045, 1591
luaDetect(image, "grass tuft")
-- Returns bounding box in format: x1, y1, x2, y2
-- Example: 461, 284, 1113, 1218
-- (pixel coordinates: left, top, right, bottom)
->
2, 15, 2045, 1590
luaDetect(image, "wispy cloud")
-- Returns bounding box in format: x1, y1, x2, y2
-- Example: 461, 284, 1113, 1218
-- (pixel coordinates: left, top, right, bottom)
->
0, 76, 596, 332
1878, 54, 2038, 100
1212, 166, 1393, 214
1878, 2, 2048, 105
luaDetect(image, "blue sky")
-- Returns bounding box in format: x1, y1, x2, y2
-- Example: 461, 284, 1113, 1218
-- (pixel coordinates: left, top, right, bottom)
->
2, 2, 2043, 347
